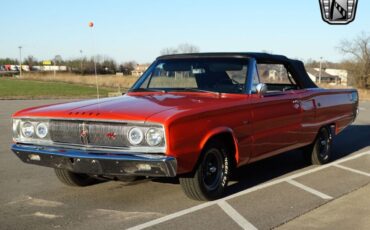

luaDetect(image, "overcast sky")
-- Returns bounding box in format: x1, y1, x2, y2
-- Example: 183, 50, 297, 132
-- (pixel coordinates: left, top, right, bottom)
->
1, 0, 369, 63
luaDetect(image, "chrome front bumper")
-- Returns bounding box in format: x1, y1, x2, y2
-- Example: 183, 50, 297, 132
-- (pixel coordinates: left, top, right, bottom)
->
11, 144, 177, 177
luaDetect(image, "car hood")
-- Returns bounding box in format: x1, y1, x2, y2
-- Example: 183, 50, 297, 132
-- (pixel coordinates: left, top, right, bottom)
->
13, 92, 245, 123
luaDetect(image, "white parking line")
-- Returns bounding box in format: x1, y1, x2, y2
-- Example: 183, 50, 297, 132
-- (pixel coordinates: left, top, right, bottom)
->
28, 212, 63, 219
128, 150, 370, 230
126, 202, 216, 230
287, 179, 333, 200
223, 150, 370, 201
334, 164, 370, 177
218, 200, 257, 230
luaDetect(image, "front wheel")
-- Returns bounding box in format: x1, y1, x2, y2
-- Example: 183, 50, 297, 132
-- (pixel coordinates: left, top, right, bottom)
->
179, 141, 231, 201
304, 127, 332, 165
54, 169, 99, 186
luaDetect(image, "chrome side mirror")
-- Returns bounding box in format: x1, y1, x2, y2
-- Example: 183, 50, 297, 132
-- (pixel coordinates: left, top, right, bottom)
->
255, 83, 267, 96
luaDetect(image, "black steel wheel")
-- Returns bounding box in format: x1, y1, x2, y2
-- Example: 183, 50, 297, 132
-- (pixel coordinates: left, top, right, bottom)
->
305, 127, 332, 165
179, 140, 231, 201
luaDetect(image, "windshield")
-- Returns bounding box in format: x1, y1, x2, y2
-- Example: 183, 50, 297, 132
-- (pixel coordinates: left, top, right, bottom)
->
132, 58, 249, 94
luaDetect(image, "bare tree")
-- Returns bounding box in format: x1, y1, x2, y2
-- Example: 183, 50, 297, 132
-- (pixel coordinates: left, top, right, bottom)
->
119, 61, 137, 75
177, 43, 200, 53
338, 32, 370, 88
54, 55, 64, 65
23, 55, 38, 69
160, 47, 179, 55
160, 43, 200, 55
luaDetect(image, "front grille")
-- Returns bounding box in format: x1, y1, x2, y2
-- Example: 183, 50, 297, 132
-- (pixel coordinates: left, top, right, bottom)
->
88, 122, 129, 147
49, 121, 82, 144
49, 120, 132, 147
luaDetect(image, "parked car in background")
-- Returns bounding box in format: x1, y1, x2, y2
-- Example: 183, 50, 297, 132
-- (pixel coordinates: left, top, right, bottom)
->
11, 53, 358, 200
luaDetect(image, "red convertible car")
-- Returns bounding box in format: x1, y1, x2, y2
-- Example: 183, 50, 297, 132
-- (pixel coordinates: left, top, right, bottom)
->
11, 53, 358, 200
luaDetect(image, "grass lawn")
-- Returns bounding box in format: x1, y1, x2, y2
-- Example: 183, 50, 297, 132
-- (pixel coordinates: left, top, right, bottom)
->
0, 78, 115, 99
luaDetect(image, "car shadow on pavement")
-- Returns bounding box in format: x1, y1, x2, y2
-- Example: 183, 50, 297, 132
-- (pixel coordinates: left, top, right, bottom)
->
331, 124, 370, 161
225, 124, 370, 197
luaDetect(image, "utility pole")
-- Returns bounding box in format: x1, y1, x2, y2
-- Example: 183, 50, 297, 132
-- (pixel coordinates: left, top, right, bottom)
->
319, 57, 323, 84
53, 57, 56, 79
18, 46, 22, 77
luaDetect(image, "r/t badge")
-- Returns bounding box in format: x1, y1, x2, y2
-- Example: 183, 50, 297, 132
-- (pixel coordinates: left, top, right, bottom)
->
319, 0, 358, 25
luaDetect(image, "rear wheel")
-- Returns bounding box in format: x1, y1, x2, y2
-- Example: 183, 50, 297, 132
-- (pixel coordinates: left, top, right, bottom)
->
179, 141, 231, 201
54, 169, 98, 186
304, 127, 332, 165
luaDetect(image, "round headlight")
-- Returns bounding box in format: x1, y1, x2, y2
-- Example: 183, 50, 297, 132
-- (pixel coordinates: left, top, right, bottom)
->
128, 127, 144, 145
21, 122, 35, 138
146, 128, 163, 146
36, 123, 48, 138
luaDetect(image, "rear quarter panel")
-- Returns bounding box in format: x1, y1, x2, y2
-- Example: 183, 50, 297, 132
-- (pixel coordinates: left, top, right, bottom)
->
301, 88, 358, 136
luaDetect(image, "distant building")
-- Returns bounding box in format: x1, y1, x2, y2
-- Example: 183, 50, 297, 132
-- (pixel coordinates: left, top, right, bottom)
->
325, 69, 348, 86
307, 68, 348, 86
131, 64, 150, 76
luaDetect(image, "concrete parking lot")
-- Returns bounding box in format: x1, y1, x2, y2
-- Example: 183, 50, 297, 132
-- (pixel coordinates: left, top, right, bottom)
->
1, 100, 370, 230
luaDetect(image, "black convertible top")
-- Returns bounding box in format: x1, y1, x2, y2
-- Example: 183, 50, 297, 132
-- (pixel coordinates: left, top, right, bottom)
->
157, 52, 318, 89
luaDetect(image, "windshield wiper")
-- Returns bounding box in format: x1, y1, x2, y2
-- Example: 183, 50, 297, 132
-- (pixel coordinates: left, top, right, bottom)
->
129, 88, 167, 93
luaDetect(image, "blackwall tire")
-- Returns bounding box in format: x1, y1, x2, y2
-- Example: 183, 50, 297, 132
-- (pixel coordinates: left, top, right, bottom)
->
54, 169, 98, 187
179, 141, 231, 201
309, 127, 332, 165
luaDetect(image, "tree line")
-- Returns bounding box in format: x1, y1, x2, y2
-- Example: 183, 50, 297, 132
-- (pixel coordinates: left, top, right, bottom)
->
1, 38, 369, 88
0, 55, 138, 75
0, 43, 200, 75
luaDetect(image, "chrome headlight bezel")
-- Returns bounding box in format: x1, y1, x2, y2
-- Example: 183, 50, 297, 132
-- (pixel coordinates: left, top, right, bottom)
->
13, 119, 51, 142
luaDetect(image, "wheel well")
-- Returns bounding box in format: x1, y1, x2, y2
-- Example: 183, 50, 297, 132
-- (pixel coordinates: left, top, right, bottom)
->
203, 132, 237, 170
321, 123, 335, 138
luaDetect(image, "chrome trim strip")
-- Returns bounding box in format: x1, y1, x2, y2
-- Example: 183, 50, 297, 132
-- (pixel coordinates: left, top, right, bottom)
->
13, 117, 164, 126
14, 142, 166, 154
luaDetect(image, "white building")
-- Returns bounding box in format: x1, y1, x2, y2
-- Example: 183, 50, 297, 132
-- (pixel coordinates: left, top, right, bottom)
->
325, 69, 348, 86
308, 68, 348, 86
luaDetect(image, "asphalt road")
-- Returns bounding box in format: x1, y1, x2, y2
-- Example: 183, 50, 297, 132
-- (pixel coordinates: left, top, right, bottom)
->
1, 100, 370, 230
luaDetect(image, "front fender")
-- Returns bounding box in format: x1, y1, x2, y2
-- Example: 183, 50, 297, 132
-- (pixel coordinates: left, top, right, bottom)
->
199, 127, 241, 164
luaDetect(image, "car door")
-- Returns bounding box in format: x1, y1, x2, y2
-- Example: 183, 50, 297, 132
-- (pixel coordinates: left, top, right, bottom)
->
250, 63, 303, 161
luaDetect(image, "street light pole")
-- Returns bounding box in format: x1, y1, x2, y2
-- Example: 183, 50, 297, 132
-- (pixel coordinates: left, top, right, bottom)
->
80, 50, 83, 74
18, 46, 22, 78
